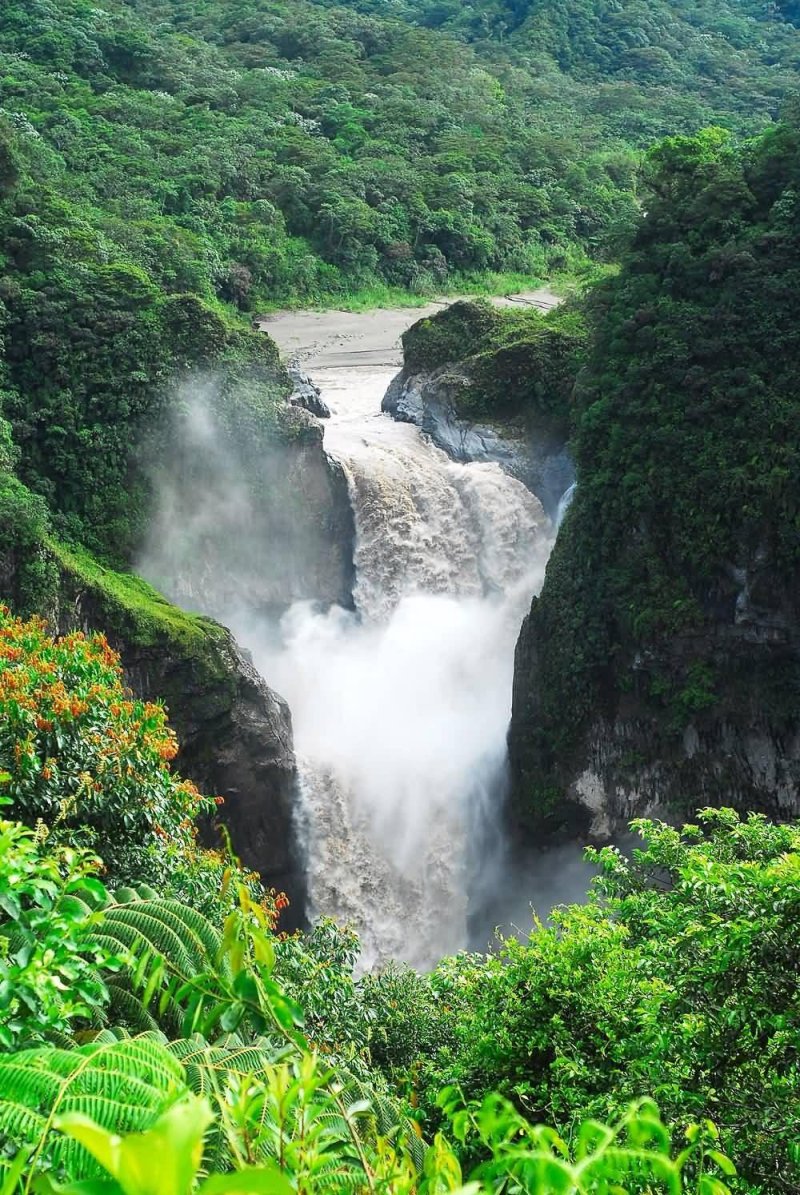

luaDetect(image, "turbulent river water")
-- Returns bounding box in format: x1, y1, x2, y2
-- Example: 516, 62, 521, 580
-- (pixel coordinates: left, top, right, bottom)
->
242, 367, 554, 968
142, 294, 564, 969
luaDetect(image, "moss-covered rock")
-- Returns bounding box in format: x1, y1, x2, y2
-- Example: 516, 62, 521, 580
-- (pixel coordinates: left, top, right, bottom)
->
386, 300, 583, 517
401, 301, 503, 373
0, 534, 303, 914
507, 124, 800, 841
400, 300, 585, 438
52, 545, 302, 910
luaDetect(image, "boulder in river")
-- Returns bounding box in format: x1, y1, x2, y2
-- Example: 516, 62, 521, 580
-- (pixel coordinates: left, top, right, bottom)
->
288, 362, 332, 419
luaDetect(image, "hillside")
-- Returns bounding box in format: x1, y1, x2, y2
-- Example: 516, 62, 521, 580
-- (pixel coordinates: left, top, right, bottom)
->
1, 0, 798, 566
508, 118, 800, 837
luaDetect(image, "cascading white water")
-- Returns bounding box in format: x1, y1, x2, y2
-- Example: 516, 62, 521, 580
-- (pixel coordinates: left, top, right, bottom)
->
233, 367, 554, 968
556, 481, 577, 529
139, 355, 558, 968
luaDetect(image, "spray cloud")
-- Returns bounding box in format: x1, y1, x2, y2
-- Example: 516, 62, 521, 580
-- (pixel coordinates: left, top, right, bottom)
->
140, 366, 558, 968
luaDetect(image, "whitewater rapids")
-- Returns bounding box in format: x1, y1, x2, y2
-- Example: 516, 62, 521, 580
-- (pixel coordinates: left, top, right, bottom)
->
238, 367, 553, 968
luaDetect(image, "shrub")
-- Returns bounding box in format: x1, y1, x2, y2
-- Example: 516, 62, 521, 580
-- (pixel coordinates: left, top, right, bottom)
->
0, 609, 271, 923
0, 812, 115, 1048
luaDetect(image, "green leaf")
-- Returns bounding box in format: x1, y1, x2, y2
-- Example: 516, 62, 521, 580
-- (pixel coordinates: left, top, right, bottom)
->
2, 1148, 34, 1195
219, 1002, 245, 1033
0, 891, 22, 921
57, 1096, 214, 1195
251, 931, 275, 974
707, 1149, 737, 1177
197, 1167, 294, 1195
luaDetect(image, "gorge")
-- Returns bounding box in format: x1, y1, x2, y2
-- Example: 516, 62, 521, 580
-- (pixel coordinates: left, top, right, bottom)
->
139, 297, 565, 967
3, 2, 800, 1186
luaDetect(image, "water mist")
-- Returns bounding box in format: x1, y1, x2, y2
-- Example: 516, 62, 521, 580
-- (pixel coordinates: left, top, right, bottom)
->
140, 367, 556, 969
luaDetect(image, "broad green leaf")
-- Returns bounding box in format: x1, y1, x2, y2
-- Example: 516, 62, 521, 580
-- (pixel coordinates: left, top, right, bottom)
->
57, 1097, 214, 1195
198, 1167, 294, 1195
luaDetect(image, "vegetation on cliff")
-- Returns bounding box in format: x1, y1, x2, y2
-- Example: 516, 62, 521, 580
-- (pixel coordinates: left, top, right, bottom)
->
506, 115, 800, 832
0, 608, 247, 908
402, 299, 586, 437
0, 608, 790, 1190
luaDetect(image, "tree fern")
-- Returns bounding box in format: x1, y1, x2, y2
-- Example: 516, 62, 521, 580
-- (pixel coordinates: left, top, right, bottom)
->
0, 884, 429, 1189
91, 889, 230, 1037
0, 1037, 188, 1185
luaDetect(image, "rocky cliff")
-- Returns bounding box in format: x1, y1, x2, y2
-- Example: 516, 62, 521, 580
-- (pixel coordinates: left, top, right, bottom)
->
382, 301, 580, 519
54, 547, 305, 922
139, 390, 355, 618
510, 526, 800, 841
383, 368, 573, 520
507, 124, 800, 843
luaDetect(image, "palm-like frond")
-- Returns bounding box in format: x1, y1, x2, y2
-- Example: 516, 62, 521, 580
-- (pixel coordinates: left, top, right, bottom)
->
0, 1036, 188, 1181
94, 889, 229, 1035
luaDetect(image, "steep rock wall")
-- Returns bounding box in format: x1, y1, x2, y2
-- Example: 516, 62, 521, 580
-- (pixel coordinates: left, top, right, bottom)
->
510, 546, 800, 841
383, 367, 573, 520
55, 549, 305, 920
140, 401, 355, 618
507, 124, 800, 843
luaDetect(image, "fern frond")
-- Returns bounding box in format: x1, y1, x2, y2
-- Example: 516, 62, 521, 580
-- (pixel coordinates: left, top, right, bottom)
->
106, 982, 161, 1034
0, 1100, 48, 1145
152, 900, 225, 966
92, 897, 230, 1037
101, 907, 196, 977
106, 899, 223, 968
0, 1037, 190, 1183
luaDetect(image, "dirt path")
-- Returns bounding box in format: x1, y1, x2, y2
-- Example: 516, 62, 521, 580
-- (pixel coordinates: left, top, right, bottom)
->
258, 287, 561, 371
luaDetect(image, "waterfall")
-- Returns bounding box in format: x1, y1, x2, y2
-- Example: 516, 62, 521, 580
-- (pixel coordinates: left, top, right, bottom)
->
556, 481, 576, 530
140, 362, 557, 969
240, 367, 554, 968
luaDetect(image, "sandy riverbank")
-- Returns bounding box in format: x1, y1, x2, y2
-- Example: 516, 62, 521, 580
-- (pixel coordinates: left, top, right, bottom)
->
259, 288, 561, 371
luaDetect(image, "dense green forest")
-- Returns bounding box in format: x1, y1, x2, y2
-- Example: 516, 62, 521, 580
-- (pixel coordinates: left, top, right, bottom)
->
1, 608, 797, 1191
1, 0, 800, 1189
4, 0, 799, 306
1, 0, 799, 567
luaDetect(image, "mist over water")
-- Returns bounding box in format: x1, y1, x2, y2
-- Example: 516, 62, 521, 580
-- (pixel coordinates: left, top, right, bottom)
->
141, 366, 558, 969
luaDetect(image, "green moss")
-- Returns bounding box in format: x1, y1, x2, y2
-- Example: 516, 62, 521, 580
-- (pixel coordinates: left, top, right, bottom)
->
402, 300, 586, 438
53, 543, 227, 665
402, 301, 502, 372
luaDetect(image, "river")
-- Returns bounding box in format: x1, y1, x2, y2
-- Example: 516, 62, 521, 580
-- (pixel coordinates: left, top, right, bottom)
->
143, 290, 575, 968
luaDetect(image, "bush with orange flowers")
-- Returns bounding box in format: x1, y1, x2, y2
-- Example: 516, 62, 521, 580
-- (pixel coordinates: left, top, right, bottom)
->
0, 606, 218, 894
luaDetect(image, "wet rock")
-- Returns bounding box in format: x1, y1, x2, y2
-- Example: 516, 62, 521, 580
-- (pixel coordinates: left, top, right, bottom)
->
55, 565, 306, 924
508, 561, 800, 843
288, 362, 331, 419
383, 368, 574, 521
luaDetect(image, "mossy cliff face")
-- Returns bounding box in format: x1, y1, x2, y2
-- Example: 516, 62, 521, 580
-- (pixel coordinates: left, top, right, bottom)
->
383, 301, 582, 517
53, 547, 304, 916
508, 124, 800, 841
510, 528, 800, 841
